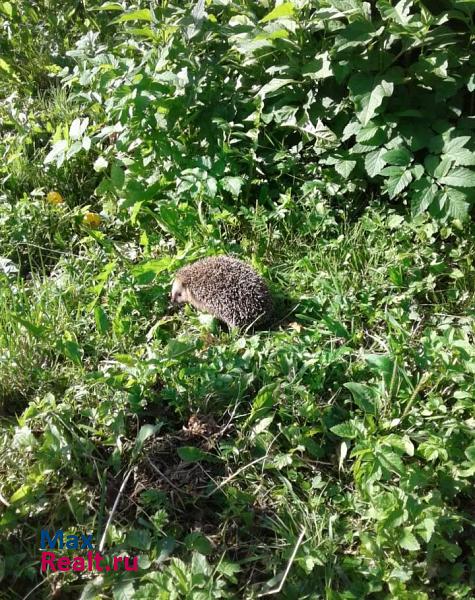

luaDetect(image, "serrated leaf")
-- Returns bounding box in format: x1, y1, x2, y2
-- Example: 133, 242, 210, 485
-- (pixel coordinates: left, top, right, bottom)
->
446, 148, 475, 166
330, 421, 357, 439
444, 188, 471, 220
399, 528, 420, 551
334, 159, 356, 178
220, 176, 243, 197
385, 168, 412, 199
350, 74, 394, 126
440, 167, 475, 187
260, 2, 294, 23
184, 532, 213, 555
365, 148, 387, 177
411, 178, 437, 216
383, 147, 411, 166
444, 136, 470, 153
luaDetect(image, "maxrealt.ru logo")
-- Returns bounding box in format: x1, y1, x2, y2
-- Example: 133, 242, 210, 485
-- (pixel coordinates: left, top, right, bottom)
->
40, 530, 138, 573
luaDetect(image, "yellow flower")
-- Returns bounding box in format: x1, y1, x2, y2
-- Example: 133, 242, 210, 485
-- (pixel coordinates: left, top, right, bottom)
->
46, 191, 64, 205
83, 212, 102, 228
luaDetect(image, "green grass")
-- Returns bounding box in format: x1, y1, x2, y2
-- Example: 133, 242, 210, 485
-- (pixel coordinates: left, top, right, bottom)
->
1, 189, 474, 598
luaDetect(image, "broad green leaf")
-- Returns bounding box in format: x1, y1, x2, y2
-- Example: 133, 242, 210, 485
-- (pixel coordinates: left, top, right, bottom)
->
131, 257, 172, 280
184, 532, 213, 555
177, 446, 209, 462
331, 421, 358, 439
44, 140, 68, 165
94, 305, 110, 334
444, 136, 470, 153
444, 188, 471, 220
411, 178, 437, 216
220, 176, 243, 197
385, 168, 412, 199
61, 340, 83, 366
465, 445, 475, 463
350, 74, 394, 126
69, 118, 82, 140
133, 424, 161, 456
111, 164, 125, 189
440, 167, 475, 187
112, 581, 135, 600
115, 8, 152, 22
257, 78, 297, 99
94, 156, 109, 172
344, 382, 377, 414
301, 52, 332, 80
446, 149, 475, 166
334, 159, 356, 178
383, 147, 411, 166
365, 148, 387, 177
10, 484, 31, 503
399, 528, 420, 551
260, 2, 294, 23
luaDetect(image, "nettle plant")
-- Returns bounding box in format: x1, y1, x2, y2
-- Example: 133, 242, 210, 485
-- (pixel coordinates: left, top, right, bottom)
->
48, 0, 475, 226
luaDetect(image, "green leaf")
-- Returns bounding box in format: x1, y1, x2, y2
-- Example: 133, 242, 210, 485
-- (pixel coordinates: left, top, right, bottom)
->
125, 528, 151, 550
177, 446, 208, 462
383, 147, 411, 166
112, 582, 135, 600
385, 168, 413, 199
111, 164, 125, 189
44, 140, 68, 166
184, 532, 213, 555
94, 305, 110, 334
134, 424, 161, 456
330, 421, 358, 439
344, 382, 377, 414
115, 8, 152, 22
220, 176, 243, 197
260, 2, 295, 23
446, 148, 475, 166
93, 2, 124, 10
411, 178, 437, 216
60, 339, 83, 366
465, 445, 475, 463
131, 258, 172, 281
399, 528, 421, 551
365, 148, 387, 177
440, 167, 475, 187
334, 159, 357, 178
349, 74, 394, 126
257, 78, 297, 99
10, 484, 31, 504
444, 188, 471, 220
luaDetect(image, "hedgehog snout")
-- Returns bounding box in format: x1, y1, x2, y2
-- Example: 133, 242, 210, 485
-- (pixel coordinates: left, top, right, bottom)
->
171, 279, 187, 304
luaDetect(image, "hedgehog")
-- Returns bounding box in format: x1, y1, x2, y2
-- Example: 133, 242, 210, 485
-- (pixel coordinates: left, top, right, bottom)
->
171, 256, 273, 329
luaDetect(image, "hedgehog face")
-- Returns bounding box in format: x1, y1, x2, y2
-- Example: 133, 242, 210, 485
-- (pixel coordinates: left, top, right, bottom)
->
171, 278, 191, 304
